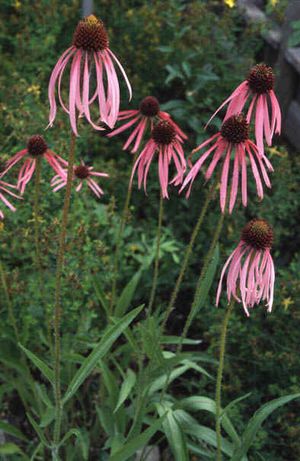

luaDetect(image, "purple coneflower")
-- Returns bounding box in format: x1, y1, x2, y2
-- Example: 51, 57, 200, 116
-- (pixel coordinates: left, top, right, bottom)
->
130, 120, 187, 199
207, 64, 281, 155
48, 15, 132, 135
107, 96, 187, 153
51, 160, 108, 198
216, 219, 275, 316
180, 114, 273, 213
3, 136, 67, 195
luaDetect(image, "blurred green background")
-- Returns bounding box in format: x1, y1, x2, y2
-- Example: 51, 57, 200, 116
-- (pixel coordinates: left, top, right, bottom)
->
0, 0, 299, 459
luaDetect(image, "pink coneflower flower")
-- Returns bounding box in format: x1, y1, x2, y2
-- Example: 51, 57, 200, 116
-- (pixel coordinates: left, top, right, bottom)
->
107, 96, 187, 153
3, 135, 67, 195
216, 219, 275, 316
0, 179, 21, 219
130, 120, 187, 199
180, 114, 273, 213
207, 64, 281, 156
51, 160, 108, 198
48, 14, 132, 136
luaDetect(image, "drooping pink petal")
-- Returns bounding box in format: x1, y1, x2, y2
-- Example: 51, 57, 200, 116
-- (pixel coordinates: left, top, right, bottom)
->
69, 50, 82, 136
229, 146, 240, 213
206, 81, 249, 127
108, 49, 132, 101
220, 145, 231, 212
255, 95, 265, 156
48, 46, 76, 127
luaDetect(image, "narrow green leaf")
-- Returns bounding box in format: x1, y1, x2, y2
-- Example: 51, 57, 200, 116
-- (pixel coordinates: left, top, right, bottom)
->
63, 306, 143, 404
194, 243, 219, 315
58, 428, 80, 447
26, 413, 50, 448
231, 393, 300, 461
18, 344, 54, 385
93, 276, 109, 316
115, 270, 142, 317
114, 369, 136, 413
109, 416, 165, 461
0, 442, 29, 458
180, 396, 240, 445
175, 409, 234, 457
0, 420, 28, 442
156, 403, 188, 461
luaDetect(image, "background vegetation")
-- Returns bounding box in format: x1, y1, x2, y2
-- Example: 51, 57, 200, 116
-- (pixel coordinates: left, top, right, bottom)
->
0, 0, 299, 459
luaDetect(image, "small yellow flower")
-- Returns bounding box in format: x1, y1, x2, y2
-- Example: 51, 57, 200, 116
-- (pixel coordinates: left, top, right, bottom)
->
270, 0, 278, 6
14, 0, 22, 9
282, 297, 294, 311
224, 0, 236, 8
27, 84, 41, 98
0, 222, 4, 233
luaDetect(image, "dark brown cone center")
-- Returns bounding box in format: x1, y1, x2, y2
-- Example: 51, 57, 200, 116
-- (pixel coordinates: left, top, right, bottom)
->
151, 121, 176, 146
74, 165, 90, 179
139, 96, 160, 117
247, 64, 274, 94
27, 135, 48, 157
241, 219, 273, 250
72, 15, 109, 51
221, 114, 249, 144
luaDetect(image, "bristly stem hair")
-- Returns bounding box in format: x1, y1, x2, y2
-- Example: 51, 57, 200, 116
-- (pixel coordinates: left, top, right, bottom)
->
215, 299, 235, 461
52, 132, 76, 456
162, 181, 215, 331
110, 153, 137, 314
148, 192, 164, 315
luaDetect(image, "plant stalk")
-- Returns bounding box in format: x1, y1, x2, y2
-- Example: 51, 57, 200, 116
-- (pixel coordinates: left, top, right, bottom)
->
160, 211, 224, 402
110, 153, 137, 313
0, 259, 19, 341
53, 132, 76, 451
178, 212, 225, 351
162, 182, 215, 331
148, 192, 164, 315
216, 299, 234, 461
33, 157, 43, 278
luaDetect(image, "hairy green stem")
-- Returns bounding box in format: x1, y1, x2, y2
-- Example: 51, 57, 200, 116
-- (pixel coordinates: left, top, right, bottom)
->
179, 212, 225, 351
0, 259, 19, 341
33, 157, 43, 278
216, 300, 234, 461
52, 132, 76, 453
148, 193, 164, 315
162, 182, 215, 331
110, 154, 137, 314
33, 158, 52, 354
160, 212, 224, 402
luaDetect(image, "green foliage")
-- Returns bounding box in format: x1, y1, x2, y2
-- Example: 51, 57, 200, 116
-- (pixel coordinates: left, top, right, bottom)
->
0, 0, 299, 460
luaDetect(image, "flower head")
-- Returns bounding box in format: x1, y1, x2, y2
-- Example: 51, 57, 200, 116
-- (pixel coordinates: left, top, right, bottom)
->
107, 95, 187, 153
51, 160, 108, 198
0, 180, 21, 220
130, 120, 187, 198
207, 64, 281, 156
216, 219, 275, 316
2, 135, 67, 195
181, 114, 273, 213
48, 15, 132, 136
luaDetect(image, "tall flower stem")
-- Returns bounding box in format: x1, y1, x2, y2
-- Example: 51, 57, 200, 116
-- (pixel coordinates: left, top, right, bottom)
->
52, 132, 76, 454
33, 157, 43, 278
215, 300, 234, 461
110, 153, 137, 314
148, 192, 164, 315
0, 259, 19, 342
160, 212, 224, 403
162, 182, 215, 331
33, 158, 52, 352
178, 212, 225, 351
